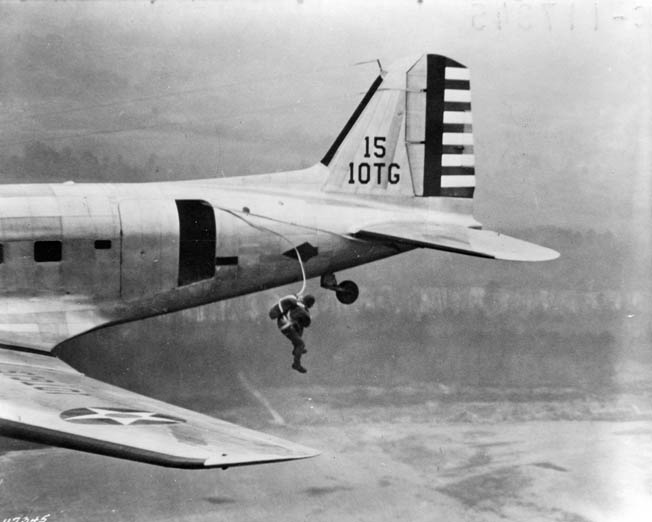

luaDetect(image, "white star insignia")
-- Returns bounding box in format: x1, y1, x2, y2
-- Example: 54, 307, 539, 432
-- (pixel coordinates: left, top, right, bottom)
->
61, 407, 184, 425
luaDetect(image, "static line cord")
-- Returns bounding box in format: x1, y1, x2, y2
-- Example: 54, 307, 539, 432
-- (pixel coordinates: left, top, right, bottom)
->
214, 206, 307, 297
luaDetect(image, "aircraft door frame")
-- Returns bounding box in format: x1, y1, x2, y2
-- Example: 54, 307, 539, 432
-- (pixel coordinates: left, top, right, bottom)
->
175, 200, 216, 286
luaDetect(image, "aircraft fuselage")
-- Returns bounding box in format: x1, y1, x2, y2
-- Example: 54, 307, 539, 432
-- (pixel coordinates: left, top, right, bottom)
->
0, 180, 404, 348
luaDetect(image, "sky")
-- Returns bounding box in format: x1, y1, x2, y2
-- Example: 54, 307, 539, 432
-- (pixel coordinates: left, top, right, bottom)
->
0, 0, 649, 236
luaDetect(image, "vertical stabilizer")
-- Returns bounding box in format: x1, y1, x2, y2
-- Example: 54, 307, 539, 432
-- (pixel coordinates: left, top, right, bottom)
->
321, 54, 475, 201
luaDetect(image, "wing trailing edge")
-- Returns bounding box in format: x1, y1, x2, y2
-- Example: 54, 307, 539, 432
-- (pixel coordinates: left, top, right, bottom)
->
353, 222, 559, 262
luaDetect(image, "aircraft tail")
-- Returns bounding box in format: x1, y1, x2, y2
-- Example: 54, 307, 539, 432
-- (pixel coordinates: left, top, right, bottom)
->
321, 54, 475, 202
319, 54, 559, 262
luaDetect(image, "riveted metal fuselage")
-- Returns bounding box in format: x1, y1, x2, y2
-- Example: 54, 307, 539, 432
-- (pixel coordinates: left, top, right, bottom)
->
0, 166, 479, 351
0, 181, 391, 350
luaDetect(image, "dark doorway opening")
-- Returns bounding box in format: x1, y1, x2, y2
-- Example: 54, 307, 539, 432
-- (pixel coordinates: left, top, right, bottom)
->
176, 200, 216, 286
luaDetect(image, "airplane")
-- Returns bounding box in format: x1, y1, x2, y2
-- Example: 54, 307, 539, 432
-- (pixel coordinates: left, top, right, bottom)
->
0, 54, 558, 470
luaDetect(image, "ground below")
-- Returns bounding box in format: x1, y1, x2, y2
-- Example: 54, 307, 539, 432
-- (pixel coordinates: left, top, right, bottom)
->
2, 383, 652, 522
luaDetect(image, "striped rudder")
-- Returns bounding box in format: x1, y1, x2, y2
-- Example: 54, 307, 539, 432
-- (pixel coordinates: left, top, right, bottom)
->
406, 55, 475, 198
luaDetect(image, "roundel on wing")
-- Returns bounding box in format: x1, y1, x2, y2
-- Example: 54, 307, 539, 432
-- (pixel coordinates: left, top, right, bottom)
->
60, 407, 186, 426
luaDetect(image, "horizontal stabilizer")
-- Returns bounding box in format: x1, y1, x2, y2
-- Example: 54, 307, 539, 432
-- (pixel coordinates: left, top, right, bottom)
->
354, 222, 559, 262
0, 348, 318, 468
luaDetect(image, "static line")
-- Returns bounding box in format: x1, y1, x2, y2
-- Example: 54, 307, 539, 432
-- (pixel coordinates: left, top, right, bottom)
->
214, 206, 308, 297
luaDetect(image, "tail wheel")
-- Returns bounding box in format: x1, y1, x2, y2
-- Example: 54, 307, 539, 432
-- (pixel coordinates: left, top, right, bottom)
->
336, 280, 359, 305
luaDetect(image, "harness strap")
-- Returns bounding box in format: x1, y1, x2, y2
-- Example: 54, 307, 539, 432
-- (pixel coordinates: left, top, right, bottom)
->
280, 321, 294, 331
278, 295, 296, 330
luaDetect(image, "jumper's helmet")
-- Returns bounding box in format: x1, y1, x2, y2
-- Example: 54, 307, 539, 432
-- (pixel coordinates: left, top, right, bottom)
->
301, 294, 316, 308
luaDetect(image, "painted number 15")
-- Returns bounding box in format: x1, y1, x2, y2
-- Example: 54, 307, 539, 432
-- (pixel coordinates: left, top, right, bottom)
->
364, 136, 386, 158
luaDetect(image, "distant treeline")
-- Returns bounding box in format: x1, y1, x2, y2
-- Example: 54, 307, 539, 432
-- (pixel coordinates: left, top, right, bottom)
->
60, 285, 651, 403
0, 141, 200, 183
0, 141, 143, 182
189, 286, 646, 323
363, 227, 640, 294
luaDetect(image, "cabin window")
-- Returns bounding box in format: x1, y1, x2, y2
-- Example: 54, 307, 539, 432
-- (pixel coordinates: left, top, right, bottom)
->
0, 244, 4, 263
216, 256, 238, 266
34, 241, 62, 262
94, 240, 112, 250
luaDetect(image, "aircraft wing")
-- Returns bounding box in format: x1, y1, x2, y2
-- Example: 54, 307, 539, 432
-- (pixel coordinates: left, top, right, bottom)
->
353, 222, 559, 262
0, 347, 318, 468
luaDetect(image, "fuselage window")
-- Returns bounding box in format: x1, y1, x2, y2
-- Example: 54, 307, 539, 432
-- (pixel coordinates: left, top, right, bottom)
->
34, 241, 62, 262
0, 244, 4, 264
94, 240, 112, 250
216, 256, 238, 266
